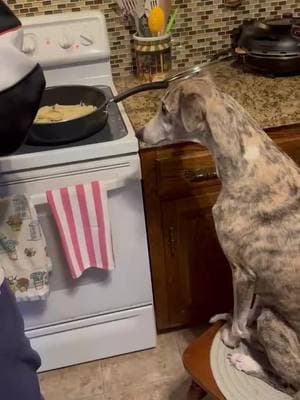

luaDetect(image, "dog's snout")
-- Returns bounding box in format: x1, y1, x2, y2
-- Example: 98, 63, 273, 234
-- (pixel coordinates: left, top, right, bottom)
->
136, 127, 144, 141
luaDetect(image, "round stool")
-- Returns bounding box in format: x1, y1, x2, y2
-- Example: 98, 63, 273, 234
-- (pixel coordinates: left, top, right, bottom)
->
183, 322, 225, 400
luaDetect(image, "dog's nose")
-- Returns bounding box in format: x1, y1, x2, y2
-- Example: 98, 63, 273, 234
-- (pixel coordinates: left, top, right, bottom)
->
136, 127, 144, 141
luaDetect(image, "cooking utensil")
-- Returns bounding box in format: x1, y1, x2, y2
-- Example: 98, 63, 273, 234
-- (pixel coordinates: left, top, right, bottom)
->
118, 0, 142, 35
132, 0, 147, 36
145, 0, 158, 17
165, 8, 177, 34
148, 6, 165, 36
139, 15, 151, 36
29, 65, 203, 146
133, 0, 145, 18
159, 0, 171, 31
28, 86, 108, 145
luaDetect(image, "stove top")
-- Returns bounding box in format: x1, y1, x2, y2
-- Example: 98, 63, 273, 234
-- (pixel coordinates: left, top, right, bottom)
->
13, 86, 128, 156
0, 12, 138, 173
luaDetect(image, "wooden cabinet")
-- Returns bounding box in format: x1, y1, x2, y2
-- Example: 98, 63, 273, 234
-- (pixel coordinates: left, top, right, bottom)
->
161, 192, 233, 327
140, 125, 300, 331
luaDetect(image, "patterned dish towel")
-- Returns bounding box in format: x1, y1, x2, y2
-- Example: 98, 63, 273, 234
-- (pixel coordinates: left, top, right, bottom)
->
0, 194, 52, 302
47, 181, 115, 279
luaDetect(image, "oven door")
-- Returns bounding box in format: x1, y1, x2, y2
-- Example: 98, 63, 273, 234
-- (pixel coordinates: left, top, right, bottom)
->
0, 154, 153, 330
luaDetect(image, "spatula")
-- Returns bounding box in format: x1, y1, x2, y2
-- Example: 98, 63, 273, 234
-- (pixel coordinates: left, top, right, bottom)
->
148, 5, 165, 36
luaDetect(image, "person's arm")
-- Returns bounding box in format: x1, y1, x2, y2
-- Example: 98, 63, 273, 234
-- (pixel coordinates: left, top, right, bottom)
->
0, 7, 44, 398
0, 1, 45, 155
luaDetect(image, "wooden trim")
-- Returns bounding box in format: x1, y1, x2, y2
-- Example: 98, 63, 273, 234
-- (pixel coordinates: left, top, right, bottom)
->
266, 123, 300, 135
140, 124, 300, 156
140, 149, 169, 329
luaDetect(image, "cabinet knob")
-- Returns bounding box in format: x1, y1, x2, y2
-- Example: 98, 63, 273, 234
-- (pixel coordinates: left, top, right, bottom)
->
183, 168, 217, 182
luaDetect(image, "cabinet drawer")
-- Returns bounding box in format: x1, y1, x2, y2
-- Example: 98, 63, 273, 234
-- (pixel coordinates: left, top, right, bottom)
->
154, 136, 300, 197
155, 145, 219, 197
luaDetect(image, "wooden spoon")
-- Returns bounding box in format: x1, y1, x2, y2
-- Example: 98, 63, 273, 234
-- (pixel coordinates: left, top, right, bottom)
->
159, 0, 171, 30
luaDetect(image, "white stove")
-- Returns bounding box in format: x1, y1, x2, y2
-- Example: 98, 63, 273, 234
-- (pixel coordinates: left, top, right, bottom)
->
0, 11, 156, 371
0, 11, 138, 172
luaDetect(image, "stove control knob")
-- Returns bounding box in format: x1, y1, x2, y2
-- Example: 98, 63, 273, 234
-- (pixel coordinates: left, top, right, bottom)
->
22, 35, 36, 54
59, 34, 73, 50
80, 34, 94, 46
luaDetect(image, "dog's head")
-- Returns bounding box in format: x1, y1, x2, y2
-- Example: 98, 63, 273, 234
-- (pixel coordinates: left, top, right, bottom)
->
137, 72, 217, 147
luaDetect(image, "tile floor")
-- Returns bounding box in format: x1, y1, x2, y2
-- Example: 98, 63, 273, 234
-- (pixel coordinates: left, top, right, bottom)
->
39, 326, 213, 400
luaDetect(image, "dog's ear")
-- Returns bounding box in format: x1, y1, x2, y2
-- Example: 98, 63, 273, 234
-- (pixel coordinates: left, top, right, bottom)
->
180, 91, 206, 134
179, 72, 214, 133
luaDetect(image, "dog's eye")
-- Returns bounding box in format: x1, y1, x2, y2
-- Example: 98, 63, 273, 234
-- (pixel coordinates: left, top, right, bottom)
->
161, 102, 168, 115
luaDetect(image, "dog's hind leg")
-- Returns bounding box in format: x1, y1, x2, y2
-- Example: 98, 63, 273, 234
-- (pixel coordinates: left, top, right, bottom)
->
228, 352, 300, 400
228, 352, 292, 393
256, 308, 300, 394
228, 326, 297, 395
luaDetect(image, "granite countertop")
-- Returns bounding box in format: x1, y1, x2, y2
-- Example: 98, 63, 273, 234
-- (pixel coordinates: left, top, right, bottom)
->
114, 60, 300, 139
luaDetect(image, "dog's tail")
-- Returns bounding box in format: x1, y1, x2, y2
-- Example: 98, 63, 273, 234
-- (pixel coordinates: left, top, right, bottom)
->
209, 313, 232, 324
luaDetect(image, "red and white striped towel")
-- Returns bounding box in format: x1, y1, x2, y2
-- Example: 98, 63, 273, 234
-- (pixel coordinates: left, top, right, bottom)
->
46, 181, 114, 279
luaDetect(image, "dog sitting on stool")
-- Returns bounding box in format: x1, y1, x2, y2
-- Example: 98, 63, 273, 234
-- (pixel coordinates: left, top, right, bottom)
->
138, 72, 300, 398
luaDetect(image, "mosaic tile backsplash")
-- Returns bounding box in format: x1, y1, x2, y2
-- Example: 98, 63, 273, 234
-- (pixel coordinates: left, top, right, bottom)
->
6, 0, 300, 76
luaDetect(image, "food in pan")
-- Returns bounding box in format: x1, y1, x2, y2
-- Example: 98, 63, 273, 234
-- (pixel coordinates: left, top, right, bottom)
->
34, 103, 97, 124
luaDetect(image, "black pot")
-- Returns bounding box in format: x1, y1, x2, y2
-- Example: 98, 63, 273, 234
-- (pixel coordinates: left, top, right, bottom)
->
232, 16, 300, 75
28, 86, 108, 146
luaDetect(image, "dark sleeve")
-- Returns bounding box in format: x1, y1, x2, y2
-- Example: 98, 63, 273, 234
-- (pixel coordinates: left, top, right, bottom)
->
0, 0, 21, 33
0, 65, 45, 155
0, 1, 45, 155
0, 280, 42, 400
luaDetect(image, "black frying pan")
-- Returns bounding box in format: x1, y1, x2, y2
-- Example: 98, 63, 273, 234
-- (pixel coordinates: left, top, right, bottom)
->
28, 65, 202, 146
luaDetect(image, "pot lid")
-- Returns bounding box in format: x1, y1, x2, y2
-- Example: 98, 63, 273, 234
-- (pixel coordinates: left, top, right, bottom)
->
236, 16, 300, 56
268, 16, 300, 27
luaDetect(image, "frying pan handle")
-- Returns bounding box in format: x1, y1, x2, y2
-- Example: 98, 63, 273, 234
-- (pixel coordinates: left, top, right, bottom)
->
112, 81, 169, 103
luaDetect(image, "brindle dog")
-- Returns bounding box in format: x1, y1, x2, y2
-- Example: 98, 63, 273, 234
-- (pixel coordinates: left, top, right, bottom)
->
138, 72, 300, 398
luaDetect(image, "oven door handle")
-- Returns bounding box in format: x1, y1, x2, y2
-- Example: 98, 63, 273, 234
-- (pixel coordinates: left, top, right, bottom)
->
30, 177, 128, 206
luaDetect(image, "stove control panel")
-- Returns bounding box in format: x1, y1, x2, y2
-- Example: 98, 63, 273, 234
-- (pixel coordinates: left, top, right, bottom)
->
20, 12, 110, 68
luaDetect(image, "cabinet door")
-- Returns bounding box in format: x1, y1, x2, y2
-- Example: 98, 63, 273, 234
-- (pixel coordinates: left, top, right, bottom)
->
161, 189, 233, 328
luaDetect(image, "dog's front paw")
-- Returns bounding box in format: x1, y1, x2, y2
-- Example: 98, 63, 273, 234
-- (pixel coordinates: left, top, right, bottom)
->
221, 324, 241, 348
228, 353, 263, 374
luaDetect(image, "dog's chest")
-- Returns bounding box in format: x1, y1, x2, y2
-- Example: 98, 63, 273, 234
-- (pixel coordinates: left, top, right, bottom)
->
212, 193, 253, 259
